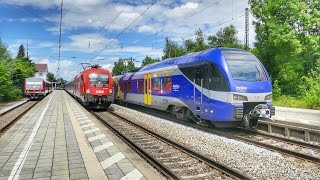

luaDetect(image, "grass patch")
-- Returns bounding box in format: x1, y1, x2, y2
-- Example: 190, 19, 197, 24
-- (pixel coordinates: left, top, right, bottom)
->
273, 95, 320, 110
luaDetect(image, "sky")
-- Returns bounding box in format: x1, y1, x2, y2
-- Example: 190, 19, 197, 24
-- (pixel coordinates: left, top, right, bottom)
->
0, 0, 254, 81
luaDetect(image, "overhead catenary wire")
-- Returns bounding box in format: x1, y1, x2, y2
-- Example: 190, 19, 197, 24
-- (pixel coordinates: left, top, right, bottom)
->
8, 0, 52, 24
123, 0, 221, 47
89, 0, 158, 61
130, 12, 246, 62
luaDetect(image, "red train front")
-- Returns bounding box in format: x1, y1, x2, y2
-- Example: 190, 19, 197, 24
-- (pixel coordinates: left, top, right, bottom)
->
65, 65, 114, 109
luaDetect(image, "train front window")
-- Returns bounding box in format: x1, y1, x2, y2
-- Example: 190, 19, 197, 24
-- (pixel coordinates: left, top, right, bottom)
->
89, 73, 109, 86
223, 51, 267, 81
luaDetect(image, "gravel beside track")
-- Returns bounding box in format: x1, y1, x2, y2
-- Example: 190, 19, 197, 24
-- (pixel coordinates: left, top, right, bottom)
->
110, 104, 320, 179
223, 128, 320, 163
95, 111, 248, 179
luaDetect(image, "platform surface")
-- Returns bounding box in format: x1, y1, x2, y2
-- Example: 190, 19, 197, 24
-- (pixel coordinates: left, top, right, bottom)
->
0, 91, 164, 180
274, 106, 320, 127
0, 99, 28, 115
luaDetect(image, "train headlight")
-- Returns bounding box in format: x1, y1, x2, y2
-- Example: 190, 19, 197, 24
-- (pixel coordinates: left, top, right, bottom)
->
109, 88, 113, 94
265, 93, 272, 100
233, 94, 248, 101
86, 88, 90, 93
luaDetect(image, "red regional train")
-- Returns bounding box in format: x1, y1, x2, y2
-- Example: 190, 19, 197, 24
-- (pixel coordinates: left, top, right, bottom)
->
65, 64, 114, 109
24, 77, 53, 100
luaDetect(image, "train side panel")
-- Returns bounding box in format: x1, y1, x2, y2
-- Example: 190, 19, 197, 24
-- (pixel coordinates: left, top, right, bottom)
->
114, 48, 274, 128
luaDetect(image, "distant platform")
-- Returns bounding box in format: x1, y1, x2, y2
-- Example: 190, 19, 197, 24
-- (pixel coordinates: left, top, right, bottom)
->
0, 99, 28, 115
0, 91, 163, 180
273, 106, 320, 128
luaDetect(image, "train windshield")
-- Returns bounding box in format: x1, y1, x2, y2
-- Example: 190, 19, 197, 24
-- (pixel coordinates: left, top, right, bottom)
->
223, 51, 267, 81
26, 82, 42, 89
89, 73, 109, 86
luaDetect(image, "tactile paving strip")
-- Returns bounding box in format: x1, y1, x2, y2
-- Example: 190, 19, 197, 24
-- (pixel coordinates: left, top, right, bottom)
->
65, 96, 144, 180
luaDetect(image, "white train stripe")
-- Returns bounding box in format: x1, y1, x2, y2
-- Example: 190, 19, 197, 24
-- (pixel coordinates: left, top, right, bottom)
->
94, 142, 114, 152
84, 128, 100, 134
101, 152, 125, 169
88, 134, 106, 142
81, 123, 95, 128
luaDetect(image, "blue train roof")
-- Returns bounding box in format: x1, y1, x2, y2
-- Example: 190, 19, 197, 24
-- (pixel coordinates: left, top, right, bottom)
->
139, 47, 246, 72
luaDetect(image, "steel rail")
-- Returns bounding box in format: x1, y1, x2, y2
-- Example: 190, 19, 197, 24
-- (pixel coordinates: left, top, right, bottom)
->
115, 103, 320, 165
236, 128, 320, 150
91, 111, 180, 179
92, 110, 250, 180
0, 100, 29, 116
0, 101, 39, 134
218, 128, 320, 164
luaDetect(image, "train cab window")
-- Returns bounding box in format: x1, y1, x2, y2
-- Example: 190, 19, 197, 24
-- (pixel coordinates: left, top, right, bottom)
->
207, 64, 228, 91
162, 77, 172, 93
223, 50, 267, 81
152, 77, 160, 91
89, 73, 109, 86
138, 81, 144, 94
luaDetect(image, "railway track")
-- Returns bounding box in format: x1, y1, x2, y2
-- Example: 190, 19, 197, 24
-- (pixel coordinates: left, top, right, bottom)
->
117, 103, 320, 165
92, 110, 250, 180
218, 128, 320, 164
0, 100, 38, 136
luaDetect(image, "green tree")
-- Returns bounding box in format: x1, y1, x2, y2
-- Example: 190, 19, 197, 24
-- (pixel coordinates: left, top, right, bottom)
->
141, 56, 160, 67
250, 0, 320, 96
47, 72, 56, 82
207, 25, 244, 49
16, 44, 25, 59
112, 58, 136, 75
11, 59, 35, 89
162, 37, 186, 60
184, 28, 209, 53
0, 40, 21, 101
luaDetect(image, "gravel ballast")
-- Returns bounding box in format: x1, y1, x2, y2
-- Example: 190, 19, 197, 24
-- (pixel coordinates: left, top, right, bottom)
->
111, 104, 320, 179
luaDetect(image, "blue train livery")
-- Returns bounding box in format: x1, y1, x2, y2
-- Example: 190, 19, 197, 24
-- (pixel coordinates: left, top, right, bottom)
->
113, 48, 275, 128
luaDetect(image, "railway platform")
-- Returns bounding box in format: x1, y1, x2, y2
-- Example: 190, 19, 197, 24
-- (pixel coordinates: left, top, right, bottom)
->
274, 106, 320, 128
0, 99, 28, 115
0, 90, 163, 180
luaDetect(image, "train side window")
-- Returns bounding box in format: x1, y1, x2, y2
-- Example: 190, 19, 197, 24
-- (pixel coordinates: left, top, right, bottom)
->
162, 77, 172, 93
138, 81, 144, 94
208, 64, 228, 91
126, 82, 132, 93
152, 77, 160, 91
180, 64, 207, 87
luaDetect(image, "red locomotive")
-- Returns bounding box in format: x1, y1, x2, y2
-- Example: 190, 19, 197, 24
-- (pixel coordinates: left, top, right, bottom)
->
65, 64, 114, 109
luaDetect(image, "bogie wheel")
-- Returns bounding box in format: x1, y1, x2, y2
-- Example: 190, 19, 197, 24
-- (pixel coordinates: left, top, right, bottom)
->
175, 107, 188, 121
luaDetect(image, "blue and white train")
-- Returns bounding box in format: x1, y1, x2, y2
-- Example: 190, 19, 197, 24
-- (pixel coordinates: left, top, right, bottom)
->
113, 48, 275, 128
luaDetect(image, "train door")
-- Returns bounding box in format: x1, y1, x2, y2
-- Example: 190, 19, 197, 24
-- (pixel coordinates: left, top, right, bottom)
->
144, 74, 152, 105
193, 65, 207, 116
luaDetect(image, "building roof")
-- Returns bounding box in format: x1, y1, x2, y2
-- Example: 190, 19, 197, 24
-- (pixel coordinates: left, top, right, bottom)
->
35, 64, 48, 72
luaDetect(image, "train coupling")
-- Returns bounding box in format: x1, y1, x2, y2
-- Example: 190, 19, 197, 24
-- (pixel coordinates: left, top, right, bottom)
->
243, 103, 271, 129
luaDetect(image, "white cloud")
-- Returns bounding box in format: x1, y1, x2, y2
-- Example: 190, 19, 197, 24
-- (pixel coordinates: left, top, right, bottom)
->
101, 63, 113, 71
137, 25, 156, 33
33, 58, 79, 81
62, 33, 118, 53
166, 2, 199, 18
102, 45, 163, 58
